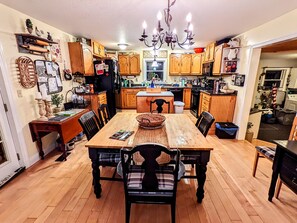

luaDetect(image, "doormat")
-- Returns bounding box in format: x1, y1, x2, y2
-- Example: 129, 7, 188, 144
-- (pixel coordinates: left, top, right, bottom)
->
55, 152, 71, 162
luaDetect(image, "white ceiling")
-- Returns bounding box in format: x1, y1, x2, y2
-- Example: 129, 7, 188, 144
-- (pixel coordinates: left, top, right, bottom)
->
1, 0, 297, 51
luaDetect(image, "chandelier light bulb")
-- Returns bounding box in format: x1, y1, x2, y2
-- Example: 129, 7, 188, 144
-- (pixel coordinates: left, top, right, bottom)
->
186, 13, 192, 22
142, 21, 147, 29
157, 11, 162, 20
189, 24, 193, 31
153, 28, 157, 35
173, 28, 177, 34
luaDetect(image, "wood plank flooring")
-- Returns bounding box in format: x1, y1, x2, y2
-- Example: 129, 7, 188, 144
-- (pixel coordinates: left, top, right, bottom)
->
0, 110, 296, 223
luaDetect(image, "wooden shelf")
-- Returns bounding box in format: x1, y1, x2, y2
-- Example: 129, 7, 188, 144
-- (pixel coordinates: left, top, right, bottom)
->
15, 33, 57, 55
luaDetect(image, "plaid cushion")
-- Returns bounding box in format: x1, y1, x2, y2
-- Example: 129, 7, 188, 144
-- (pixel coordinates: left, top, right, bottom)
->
99, 153, 121, 163
127, 165, 174, 190
255, 146, 275, 160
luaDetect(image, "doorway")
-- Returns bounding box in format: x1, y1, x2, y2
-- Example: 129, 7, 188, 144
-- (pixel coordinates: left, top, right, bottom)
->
0, 86, 22, 187
249, 39, 297, 143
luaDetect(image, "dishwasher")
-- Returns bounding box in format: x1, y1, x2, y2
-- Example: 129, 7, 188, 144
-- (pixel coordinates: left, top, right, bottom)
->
167, 88, 183, 101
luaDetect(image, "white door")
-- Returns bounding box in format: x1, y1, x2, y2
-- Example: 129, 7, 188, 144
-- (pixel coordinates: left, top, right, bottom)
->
0, 89, 21, 185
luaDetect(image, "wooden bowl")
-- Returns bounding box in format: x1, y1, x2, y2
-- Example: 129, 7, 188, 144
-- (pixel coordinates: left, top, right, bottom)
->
136, 113, 166, 127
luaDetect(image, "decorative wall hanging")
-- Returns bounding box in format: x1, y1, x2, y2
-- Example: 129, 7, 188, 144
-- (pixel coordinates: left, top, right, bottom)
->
35, 60, 63, 94
233, 74, 245, 87
50, 39, 62, 63
16, 56, 37, 88
143, 50, 168, 58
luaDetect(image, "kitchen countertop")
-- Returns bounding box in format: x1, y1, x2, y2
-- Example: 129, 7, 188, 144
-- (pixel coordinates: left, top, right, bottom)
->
76, 91, 106, 95
136, 91, 174, 97
200, 89, 237, 96
121, 85, 192, 89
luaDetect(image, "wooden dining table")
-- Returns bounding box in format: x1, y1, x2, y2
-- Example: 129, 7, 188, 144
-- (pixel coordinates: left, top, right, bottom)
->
85, 113, 213, 203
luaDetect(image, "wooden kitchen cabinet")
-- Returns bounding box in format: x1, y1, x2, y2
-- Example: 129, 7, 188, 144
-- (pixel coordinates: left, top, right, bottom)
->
212, 44, 226, 75
121, 88, 143, 108
183, 88, 191, 109
92, 40, 105, 58
199, 92, 236, 134
191, 53, 203, 75
169, 54, 191, 75
204, 42, 215, 62
78, 91, 107, 117
118, 54, 140, 75
68, 42, 94, 76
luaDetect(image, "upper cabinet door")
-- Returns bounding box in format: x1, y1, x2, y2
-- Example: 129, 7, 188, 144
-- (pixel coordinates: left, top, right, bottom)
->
180, 54, 192, 75
213, 44, 224, 75
191, 53, 202, 75
82, 45, 94, 76
169, 54, 181, 75
129, 54, 140, 75
119, 55, 130, 75
208, 42, 215, 61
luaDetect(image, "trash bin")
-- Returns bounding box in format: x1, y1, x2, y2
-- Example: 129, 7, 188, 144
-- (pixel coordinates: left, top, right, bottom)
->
215, 122, 238, 139
174, 101, 185, 114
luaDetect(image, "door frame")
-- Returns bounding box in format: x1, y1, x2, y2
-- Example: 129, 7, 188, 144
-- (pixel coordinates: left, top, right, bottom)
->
0, 42, 29, 167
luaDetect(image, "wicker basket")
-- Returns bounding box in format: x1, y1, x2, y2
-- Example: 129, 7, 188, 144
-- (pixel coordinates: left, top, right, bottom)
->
136, 113, 166, 127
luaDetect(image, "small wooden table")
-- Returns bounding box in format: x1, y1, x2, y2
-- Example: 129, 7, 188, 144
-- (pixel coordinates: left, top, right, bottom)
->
269, 140, 297, 201
29, 109, 88, 160
85, 113, 213, 202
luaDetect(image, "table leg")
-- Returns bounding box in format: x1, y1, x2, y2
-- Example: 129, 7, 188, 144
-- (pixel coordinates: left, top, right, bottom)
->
196, 163, 207, 203
36, 136, 44, 159
268, 171, 278, 201
89, 149, 102, 198
195, 151, 210, 203
61, 143, 67, 161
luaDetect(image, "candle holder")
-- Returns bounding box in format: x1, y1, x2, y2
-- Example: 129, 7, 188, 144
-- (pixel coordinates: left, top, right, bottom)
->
45, 98, 55, 118
36, 98, 48, 121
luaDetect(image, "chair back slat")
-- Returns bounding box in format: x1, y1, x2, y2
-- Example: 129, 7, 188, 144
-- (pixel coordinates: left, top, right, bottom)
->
150, 99, 170, 113
196, 111, 215, 137
98, 104, 111, 125
78, 111, 100, 140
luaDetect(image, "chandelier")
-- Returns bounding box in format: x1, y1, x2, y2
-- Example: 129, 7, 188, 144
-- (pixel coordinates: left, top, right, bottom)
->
139, 0, 194, 50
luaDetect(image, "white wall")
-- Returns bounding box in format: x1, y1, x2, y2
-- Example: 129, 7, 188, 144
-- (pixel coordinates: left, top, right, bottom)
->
232, 8, 297, 139
0, 4, 75, 166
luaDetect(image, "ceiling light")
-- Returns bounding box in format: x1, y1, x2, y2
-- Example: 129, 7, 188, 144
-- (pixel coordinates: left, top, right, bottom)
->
139, 0, 195, 50
118, 43, 128, 50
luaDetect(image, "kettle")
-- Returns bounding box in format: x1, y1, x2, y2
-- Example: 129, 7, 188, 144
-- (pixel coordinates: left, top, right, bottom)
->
228, 48, 239, 60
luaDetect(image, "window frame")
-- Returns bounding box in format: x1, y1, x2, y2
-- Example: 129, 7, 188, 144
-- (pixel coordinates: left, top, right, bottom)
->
143, 58, 167, 82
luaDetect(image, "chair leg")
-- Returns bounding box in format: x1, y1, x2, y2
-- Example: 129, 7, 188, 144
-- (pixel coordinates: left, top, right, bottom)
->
252, 151, 260, 177
191, 163, 194, 168
275, 178, 282, 199
171, 202, 176, 223
126, 201, 131, 223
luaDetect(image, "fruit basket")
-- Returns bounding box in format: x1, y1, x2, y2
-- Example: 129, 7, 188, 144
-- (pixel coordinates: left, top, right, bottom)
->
136, 113, 166, 128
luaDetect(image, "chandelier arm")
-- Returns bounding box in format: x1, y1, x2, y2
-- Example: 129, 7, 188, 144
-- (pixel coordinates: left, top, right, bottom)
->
143, 39, 156, 48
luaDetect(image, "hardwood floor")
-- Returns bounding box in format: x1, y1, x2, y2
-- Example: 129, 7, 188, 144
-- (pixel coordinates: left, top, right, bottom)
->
0, 110, 296, 223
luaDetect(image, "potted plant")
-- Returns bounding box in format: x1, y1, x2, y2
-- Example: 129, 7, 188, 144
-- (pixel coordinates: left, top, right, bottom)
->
51, 93, 64, 113
245, 122, 254, 143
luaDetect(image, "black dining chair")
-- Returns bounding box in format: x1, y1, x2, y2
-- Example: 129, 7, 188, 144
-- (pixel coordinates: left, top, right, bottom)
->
120, 143, 180, 223
181, 111, 215, 176
98, 104, 111, 125
150, 99, 170, 113
78, 110, 121, 182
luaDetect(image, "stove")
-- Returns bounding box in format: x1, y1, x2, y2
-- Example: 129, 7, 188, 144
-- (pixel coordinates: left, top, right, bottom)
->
190, 85, 213, 117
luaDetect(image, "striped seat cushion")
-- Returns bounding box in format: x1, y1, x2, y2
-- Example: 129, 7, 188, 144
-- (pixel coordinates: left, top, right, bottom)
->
255, 146, 276, 160
98, 153, 121, 163
127, 165, 174, 190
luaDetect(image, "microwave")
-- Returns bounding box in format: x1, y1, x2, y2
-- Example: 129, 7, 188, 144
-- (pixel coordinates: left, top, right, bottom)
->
202, 62, 213, 76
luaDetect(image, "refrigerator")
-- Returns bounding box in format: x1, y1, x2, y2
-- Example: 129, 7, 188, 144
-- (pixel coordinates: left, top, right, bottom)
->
85, 59, 120, 118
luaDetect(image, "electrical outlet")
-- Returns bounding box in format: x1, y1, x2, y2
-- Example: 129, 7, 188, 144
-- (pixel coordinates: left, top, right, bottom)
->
17, 90, 23, 98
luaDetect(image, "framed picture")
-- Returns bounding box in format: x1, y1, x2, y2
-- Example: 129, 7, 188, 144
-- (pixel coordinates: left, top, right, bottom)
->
234, 74, 245, 86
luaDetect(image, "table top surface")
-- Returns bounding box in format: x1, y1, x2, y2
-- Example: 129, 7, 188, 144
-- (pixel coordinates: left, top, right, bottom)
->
85, 113, 213, 151
274, 140, 297, 156
30, 109, 88, 124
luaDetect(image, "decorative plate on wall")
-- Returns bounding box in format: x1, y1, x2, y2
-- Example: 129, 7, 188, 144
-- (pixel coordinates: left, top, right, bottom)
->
16, 56, 37, 88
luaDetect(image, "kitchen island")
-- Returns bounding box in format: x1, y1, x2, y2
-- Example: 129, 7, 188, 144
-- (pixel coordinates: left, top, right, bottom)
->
136, 91, 174, 113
